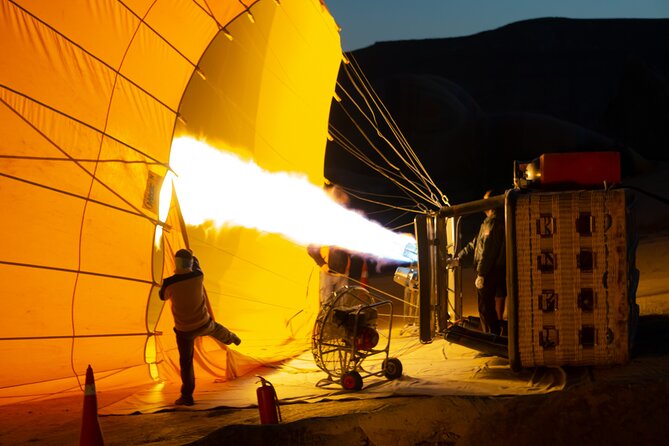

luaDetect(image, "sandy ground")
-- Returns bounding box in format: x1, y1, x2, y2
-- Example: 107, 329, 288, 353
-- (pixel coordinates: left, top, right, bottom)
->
2, 231, 669, 446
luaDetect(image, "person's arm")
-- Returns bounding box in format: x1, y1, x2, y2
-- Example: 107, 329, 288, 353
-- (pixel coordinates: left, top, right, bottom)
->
159, 277, 171, 300
307, 245, 329, 271
457, 237, 475, 261
203, 286, 215, 322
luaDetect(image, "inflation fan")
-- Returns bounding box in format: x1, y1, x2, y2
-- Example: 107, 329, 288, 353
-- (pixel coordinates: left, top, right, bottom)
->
311, 286, 403, 390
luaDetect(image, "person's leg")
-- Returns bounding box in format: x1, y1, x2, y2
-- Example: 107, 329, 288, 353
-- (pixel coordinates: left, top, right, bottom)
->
478, 280, 500, 335
174, 329, 195, 405
320, 272, 341, 305
495, 268, 508, 334
205, 320, 241, 346
495, 297, 506, 321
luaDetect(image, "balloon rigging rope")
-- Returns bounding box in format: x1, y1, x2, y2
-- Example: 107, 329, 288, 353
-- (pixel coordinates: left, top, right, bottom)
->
66, 1, 164, 388
189, 235, 306, 286
328, 120, 439, 207
116, 0, 203, 68
0, 99, 166, 229
0, 172, 166, 227
331, 87, 441, 208
341, 64, 435, 195
348, 55, 447, 205
331, 185, 429, 228
0, 154, 166, 165
341, 186, 428, 214
0, 85, 171, 169
9, 1, 183, 117
332, 84, 435, 200
346, 54, 448, 207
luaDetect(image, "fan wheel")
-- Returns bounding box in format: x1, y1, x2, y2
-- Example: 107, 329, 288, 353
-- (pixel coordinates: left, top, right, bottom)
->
383, 357, 403, 380
341, 371, 363, 391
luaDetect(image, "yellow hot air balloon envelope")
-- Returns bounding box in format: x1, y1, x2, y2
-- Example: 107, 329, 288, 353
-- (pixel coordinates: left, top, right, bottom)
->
0, 0, 342, 405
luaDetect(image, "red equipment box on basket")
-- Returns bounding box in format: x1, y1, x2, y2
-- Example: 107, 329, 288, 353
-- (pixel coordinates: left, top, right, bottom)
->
516, 151, 621, 189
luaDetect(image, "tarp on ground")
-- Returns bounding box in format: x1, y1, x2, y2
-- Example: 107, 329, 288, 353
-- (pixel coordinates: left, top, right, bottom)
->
100, 334, 567, 414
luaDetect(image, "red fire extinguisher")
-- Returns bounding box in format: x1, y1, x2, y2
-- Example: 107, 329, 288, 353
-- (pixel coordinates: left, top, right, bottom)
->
256, 375, 281, 424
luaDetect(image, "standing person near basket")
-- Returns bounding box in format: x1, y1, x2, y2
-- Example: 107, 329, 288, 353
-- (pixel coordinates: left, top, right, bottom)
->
455, 190, 506, 335
159, 249, 241, 406
307, 183, 352, 305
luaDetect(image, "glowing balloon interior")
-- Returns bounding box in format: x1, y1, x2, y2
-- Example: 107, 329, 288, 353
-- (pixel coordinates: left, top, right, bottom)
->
0, 0, 346, 405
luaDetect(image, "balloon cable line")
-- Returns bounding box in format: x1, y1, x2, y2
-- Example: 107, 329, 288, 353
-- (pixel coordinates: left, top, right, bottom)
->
9, 1, 182, 117
0, 85, 172, 170
342, 187, 427, 214
328, 118, 438, 206
337, 84, 442, 210
330, 89, 441, 207
388, 221, 416, 231
335, 182, 432, 219
0, 171, 167, 228
190, 235, 304, 286
330, 53, 450, 212
346, 54, 448, 207
0, 154, 167, 165
197, 0, 227, 30
337, 71, 433, 195
347, 55, 435, 188
333, 85, 405, 173
330, 105, 424, 199
68, 1, 160, 389
340, 68, 427, 181
0, 259, 157, 286
330, 111, 437, 213
207, 288, 308, 312
385, 210, 415, 229
116, 0, 205, 68
0, 97, 168, 228
0, 332, 156, 342
339, 185, 419, 202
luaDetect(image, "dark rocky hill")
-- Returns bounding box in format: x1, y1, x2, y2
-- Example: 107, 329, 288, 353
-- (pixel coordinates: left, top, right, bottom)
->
325, 18, 669, 225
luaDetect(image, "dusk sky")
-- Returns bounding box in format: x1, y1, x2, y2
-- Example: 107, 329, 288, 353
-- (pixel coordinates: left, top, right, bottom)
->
324, 0, 669, 51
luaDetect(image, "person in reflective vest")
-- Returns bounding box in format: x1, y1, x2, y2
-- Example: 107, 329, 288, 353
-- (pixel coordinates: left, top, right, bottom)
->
308, 244, 351, 305
307, 183, 353, 304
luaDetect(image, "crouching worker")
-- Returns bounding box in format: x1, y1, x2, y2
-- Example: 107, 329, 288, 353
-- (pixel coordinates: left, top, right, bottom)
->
160, 249, 241, 406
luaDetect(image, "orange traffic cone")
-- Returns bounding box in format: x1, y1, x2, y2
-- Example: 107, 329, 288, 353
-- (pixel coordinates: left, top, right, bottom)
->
79, 364, 105, 446
360, 260, 369, 287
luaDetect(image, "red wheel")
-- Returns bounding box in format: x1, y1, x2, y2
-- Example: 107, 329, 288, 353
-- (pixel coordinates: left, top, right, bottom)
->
341, 371, 363, 391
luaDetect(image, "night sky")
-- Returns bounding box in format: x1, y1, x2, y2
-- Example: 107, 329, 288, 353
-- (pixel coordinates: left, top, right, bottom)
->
324, 0, 669, 51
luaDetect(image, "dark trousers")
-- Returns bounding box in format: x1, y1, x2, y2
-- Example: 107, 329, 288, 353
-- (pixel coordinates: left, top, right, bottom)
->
477, 268, 506, 336
174, 320, 235, 399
